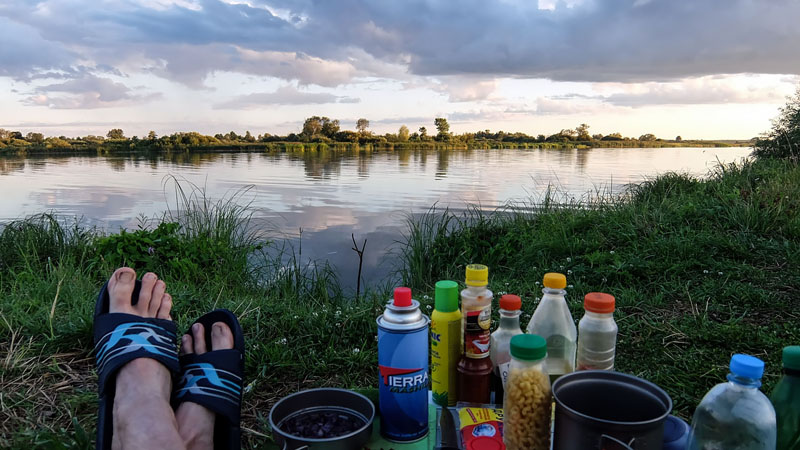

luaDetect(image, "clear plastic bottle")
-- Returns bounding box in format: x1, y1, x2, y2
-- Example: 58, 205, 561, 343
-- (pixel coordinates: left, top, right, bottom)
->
688, 354, 777, 450
576, 292, 618, 371
528, 273, 576, 383
490, 294, 523, 405
771, 346, 800, 450
503, 334, 551, 450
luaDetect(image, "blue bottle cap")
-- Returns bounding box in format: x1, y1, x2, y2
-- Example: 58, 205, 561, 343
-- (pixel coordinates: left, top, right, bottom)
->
730, 354, 765, 379
662, 415, 689, 450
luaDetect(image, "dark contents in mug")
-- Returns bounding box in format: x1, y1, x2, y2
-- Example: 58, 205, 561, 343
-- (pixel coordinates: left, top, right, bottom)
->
280, 409, 366, 439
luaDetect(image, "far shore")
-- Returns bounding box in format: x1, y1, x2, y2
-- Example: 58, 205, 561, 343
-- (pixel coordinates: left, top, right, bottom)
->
0, 139, 752, 157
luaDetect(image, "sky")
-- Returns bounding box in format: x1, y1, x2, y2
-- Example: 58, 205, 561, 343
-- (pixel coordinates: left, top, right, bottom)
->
1, 0, 799, 140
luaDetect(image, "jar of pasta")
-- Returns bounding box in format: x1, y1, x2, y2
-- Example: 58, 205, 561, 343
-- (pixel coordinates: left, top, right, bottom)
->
503, 334, 551, 450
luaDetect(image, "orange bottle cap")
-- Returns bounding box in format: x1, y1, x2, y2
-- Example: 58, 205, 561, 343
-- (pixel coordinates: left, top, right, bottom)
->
584, 292, 615, 313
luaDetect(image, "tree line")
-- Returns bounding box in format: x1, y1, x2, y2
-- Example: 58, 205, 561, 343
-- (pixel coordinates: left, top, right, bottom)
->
0, 117, 736, 152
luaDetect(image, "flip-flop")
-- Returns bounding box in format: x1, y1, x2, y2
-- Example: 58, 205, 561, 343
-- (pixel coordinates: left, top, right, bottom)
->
93, 278, 181, 450
173, 309, 245, 450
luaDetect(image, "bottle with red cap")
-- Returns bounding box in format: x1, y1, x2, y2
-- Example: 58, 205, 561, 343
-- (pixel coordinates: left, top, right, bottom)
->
489, 294, 523, 405
576, 292, 618, 371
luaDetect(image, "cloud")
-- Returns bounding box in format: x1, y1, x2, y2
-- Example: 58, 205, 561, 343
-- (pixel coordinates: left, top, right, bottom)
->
408, 77, 498, 102
25, 75, 160, 109
0, 17, 74, 79
213, 85, 359, 109
599, 75, 796, 106
2, 0, 799, 97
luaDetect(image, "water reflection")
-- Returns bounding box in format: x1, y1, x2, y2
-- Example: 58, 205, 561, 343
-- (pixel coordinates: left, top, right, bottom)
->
0, 147, 751, 289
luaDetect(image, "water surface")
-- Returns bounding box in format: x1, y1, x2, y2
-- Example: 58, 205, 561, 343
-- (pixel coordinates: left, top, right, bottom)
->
0, 147, 751, 288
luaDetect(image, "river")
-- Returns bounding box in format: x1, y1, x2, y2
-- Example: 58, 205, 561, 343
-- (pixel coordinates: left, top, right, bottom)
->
0, 147, 752, 289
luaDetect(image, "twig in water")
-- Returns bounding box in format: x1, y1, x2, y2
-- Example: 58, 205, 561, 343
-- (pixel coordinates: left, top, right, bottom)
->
351, 233, 367, 300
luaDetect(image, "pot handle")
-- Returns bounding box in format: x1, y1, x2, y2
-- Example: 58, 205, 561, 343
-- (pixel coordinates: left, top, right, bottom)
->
600, 434, 635, 450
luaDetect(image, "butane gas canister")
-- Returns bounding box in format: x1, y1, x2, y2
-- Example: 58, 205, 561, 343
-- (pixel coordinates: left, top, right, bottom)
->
377, 287, 430, 442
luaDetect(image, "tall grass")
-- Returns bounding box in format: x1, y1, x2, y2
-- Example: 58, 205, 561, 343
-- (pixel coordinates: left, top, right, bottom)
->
0, 183, 383, 448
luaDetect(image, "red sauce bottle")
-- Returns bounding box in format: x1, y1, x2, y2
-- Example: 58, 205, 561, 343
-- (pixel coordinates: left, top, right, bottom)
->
456, 265, 493, 404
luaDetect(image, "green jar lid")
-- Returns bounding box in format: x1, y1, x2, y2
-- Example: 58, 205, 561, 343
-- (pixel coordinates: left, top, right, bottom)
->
783, 346, 800, 371
510, 334, 547, 361
434, 280, 459, 312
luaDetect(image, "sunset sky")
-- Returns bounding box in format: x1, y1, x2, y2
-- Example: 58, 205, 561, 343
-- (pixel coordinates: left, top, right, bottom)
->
1, 0, 799, 139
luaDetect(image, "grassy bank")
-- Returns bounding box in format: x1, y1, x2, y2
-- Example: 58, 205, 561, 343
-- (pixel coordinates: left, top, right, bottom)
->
1, 157, 798, 448
401, 157, 799, 413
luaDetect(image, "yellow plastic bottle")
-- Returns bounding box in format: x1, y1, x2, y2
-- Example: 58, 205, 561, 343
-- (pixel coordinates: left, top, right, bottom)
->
431, 280, 462, 407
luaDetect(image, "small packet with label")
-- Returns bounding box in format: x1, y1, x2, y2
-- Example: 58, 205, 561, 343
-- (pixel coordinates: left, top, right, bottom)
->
456, 403, 505, 450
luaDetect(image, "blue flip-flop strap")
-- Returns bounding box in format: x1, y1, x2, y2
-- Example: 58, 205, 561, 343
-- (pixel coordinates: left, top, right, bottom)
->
93, 313, 180, 394
174, 350, 243, 423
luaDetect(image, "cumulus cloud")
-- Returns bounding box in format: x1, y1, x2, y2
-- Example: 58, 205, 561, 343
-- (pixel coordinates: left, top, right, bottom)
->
214, 85, 359, 109
0, 17, 74, 79
2, 0, 799, 89
598, 75, 796, 106
408, 77, 498, 102
25, 75, 160, 109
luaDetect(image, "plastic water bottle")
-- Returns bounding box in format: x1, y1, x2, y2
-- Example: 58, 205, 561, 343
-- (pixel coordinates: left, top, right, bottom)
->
771, 346, 800, 450
688, 354, 777, 450
576, 292, 617, 371
490, 294, 523, 404
527, 273, 576, 383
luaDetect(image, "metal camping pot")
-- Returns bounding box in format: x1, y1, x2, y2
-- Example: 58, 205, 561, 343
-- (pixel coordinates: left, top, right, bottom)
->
552, 371, 672, 450
269, 388, 375, 450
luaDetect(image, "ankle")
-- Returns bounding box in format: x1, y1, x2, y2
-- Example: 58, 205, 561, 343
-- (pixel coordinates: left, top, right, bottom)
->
178, 420, 215, 449
115, 358, 172, 400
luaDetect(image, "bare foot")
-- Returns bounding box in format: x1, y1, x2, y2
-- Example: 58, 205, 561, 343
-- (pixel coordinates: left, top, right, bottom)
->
109, 268, 184, 450
175, 321, 235, 450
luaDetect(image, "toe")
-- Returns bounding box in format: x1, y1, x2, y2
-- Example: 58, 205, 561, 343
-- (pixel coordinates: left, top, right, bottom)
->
107, 267, 136, 314
191, 323, 207, 355
136, 272, 158, 316
148, 280, 167, 317
210, 322, 234, 351
156, 293, 172, 320
180, 334, 193, 356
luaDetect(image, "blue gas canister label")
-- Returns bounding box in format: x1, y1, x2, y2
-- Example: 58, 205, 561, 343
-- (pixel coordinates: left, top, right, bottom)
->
377, 321, 429, 442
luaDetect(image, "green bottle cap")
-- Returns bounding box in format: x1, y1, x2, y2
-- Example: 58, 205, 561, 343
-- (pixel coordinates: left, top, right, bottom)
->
434, 280, 459, 312
783, 346, 800, 371
510, 334, 547, 361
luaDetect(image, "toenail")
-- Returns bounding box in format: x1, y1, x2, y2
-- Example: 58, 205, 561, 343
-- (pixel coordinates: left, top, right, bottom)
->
118, 271, 134, 282
193, 323, 200, 332
145, 273, 157, 280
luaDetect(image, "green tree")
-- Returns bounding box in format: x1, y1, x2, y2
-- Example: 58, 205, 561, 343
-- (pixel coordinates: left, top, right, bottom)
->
755, 86, 800, 160
0, 129, 11, 139
675, 136, 682, 142
592, 133, 604, 140
356, 118, 370, 134
301, 117, 323, 140
244, 131, 255, 142
147, 131, 158, 140
576, 123, 591, 141
639, 133, 657, 141
398, 125, 410, 142
434, 118, 450, 141
25, 132, 44, 144
321, 118, 340, 138
419, 126, 428, 139
106, 128, 125, 139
